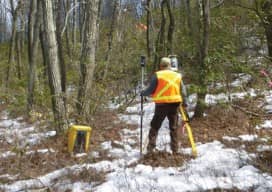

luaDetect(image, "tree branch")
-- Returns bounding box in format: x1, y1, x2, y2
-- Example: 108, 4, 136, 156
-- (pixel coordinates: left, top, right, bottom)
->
211, 0, 224, 9
61, 2, 86, 37
233, 1, 257, 12
231, 104, 262, 117
233, 0, 265, 29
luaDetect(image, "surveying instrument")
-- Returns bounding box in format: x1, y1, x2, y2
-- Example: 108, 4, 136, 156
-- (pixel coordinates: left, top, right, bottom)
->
168, 55, 179, 71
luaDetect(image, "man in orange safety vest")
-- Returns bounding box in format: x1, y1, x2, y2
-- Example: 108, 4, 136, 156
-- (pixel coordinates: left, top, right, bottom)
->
141, 57, 188, 155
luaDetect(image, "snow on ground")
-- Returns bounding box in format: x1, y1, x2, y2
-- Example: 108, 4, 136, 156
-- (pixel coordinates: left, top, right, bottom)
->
207, 73, 252, 90
95, 139, 272, 192
0, 111, 56, 147
205, 88, 256, 105
256, 120, 272, 129
0, 85, 272, 191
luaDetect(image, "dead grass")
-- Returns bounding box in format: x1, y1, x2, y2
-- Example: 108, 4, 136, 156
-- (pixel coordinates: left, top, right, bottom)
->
69, 167, 106, 183
186, 98, 272, 175
253, 151, 272, 175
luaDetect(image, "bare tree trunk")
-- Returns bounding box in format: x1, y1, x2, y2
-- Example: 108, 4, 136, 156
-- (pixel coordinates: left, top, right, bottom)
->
27, 0, 41, 113
6, 0, 22, 88
115, 0, 124, 43
0, 3, 4, 42
14, 3, 26, 80
154, 0, 176, 69
15, 31, 22, 80
185, 0, 193, 36
159, 0, 167, 53
42, 0, 68, 132
146, 0, 152, 57
102, 0, 118, 80
154, 0, 167, 70
202, 0, 210, 59
39, 26, 49, 85
261, 0, 272, 59
179, 0, 185, 28
64, 0, 72, 57
166, 0, 175, 54
171, 0, 176, 8
72, 0, 77, 48
77, 0, 100, 122
78, 0, 84, 41
56, 0, 67, 94
194, 0, 210, 117
264, 25, 272, 58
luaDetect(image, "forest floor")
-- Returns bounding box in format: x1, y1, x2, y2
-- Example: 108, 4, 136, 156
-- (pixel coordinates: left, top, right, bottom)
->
0, 95, 271, 186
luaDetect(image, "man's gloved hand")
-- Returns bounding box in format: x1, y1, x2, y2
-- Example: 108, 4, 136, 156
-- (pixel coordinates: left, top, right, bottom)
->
182, 102, 188, 108
140, 91, 148, 102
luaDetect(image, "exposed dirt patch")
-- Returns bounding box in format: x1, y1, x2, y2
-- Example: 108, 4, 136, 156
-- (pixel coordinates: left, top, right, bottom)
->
253, 150, 272, 175
190, 105, 253, 144
137, 151, 192, 167
182, 99, 271, 145
91, 110, 137, 149
0, 135, 77, 181
66, 167, 107, 186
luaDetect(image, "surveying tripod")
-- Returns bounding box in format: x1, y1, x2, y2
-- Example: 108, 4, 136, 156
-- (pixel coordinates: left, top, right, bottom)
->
179, 106, 197, 157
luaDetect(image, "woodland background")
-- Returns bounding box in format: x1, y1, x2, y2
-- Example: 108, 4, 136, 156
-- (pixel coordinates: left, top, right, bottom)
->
0, 0, 271, 133
1, 1, 272, 191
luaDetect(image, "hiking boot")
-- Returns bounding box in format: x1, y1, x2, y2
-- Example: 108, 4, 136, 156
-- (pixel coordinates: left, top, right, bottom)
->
172, 148, 179, 155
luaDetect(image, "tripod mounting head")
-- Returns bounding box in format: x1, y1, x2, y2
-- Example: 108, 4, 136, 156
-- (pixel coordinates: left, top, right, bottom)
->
140, 55, 146, 67
168, 55, 179, 71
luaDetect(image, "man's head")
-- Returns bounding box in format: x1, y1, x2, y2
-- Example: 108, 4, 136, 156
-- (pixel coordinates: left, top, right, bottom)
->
160, 57, 171, 69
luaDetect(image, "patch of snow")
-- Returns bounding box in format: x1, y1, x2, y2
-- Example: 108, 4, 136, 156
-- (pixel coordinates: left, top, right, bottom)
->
231, 73, 252, 87
223, 136, 240, 141
256, 120, 272, 129
75, 153, 87, 158
263, 105, 272, 113
205, 89, 256, 105
94, 141, 272, 192
0, 174, 19, 182
238, 134, 258, 141
0, 151, 16, 158
0, 148, 55, 159
257, 145, 272, 152
101, 141, 112, 150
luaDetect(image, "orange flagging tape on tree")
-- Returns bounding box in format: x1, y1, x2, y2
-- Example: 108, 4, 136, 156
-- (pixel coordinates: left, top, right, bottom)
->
136, 23, 147, 31
260, 69, 272, 88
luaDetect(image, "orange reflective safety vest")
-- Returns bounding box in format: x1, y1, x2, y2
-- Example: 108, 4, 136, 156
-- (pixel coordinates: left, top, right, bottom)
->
152, 70, 183, 103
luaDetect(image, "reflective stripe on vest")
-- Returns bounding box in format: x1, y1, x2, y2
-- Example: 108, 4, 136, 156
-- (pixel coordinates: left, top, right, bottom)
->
152, 70, 182, 103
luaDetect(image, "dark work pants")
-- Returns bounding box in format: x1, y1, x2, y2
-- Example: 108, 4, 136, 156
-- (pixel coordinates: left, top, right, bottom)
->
147, 103, 180, 153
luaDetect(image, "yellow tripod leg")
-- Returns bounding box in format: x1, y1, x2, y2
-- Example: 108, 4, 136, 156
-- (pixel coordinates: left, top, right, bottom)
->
180, 106, 197, 157
184, 122, 197, 157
